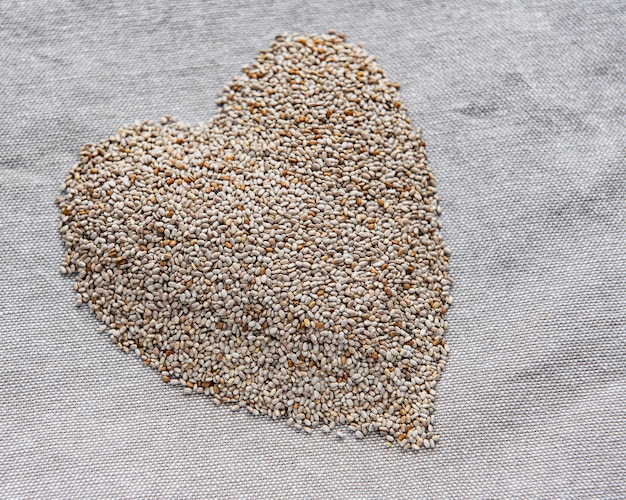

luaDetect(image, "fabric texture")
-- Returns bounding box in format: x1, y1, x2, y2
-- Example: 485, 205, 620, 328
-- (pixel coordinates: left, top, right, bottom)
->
1, 1, 624, 498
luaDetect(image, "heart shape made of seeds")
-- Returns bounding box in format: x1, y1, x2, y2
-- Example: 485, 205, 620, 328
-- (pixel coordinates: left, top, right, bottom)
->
58, 32, 452, 450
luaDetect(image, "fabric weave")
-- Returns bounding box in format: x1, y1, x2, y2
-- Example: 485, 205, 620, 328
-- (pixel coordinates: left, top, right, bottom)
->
1, 1, 625, 498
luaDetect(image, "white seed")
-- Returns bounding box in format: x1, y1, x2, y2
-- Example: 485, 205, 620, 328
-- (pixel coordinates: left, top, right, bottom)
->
57, 31, 452, 451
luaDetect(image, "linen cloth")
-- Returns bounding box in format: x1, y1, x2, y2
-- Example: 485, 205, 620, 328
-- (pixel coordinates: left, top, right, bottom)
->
1, 1, 624, 497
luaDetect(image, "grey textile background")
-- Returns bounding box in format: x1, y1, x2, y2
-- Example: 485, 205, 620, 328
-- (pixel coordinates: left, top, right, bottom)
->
1, 0, 625, 497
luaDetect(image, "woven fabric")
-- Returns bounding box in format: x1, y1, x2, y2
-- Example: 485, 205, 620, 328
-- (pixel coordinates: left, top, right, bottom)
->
1, 1, 624, 498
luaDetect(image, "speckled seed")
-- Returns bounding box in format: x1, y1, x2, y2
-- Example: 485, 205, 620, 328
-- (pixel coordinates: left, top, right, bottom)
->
57, 32, 452, 450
